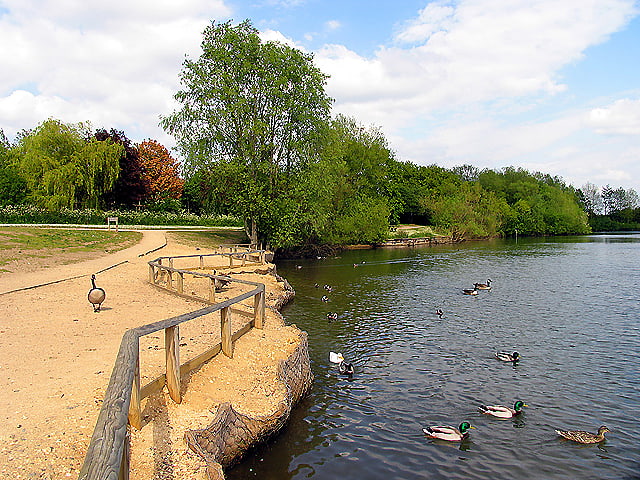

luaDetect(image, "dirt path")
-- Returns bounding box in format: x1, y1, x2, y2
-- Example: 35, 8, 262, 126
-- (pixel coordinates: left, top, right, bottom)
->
0, 230, 299, 479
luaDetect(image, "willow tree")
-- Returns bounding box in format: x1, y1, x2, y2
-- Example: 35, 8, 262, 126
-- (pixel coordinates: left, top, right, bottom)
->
17, 119, 122, 209
161, 20, 332, 245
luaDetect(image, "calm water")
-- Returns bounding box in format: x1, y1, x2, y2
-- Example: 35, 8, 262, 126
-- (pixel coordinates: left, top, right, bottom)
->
227, 235, 640, 480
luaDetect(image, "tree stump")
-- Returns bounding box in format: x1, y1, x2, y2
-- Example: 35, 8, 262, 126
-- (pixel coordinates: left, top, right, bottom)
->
185, 332, 313, 479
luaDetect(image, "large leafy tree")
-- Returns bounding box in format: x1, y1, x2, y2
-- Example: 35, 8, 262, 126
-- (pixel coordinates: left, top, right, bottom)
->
17, 119, 122, 209
95, 129, 147, 208
161, 19, 332, 245
137, 139, 184, 202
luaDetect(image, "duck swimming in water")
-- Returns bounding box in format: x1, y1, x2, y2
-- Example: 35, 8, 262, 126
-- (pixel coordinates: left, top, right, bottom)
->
463, 287, 478, 295
474, 279, 492, 290
436, 308, 444, 318
423, 422, 475, 442
555, 426, 610, 444
339, 361, 354, 375
479, 401, 528, 418
495, 351, 520, 363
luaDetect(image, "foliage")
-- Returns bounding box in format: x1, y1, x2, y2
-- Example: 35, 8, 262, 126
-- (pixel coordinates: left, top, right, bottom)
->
95, 129, 148, 208
0, 131, 27, 206
161, 19, 332, 244
137, 139, 184, 203
478, 167, 590, 235
16, 119, 122, 210
579, 183, 640, 231
425, 181, 508, 240
0, 204, 242, 227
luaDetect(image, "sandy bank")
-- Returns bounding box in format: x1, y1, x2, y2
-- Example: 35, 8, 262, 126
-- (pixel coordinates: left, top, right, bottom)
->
0, 231, 309, 479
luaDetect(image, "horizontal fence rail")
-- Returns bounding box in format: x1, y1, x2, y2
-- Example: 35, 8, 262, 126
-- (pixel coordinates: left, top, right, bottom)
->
79, 249, 267, 480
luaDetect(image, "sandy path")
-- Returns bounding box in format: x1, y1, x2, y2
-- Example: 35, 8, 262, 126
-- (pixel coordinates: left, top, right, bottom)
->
0, 230, 235, 478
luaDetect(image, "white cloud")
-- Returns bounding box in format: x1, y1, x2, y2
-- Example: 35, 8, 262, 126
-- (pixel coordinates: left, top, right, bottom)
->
311, 0, 639, 189
319, 0, 637, 117
259, 29, 306, 49
325, 20, 341, 31
0, 0, 231, 142
587, 98, 640, 135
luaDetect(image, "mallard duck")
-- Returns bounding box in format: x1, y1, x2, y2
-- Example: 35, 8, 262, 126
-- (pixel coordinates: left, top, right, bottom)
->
463, 287, 478, 295
474, 279, 492, 290
495, 351, 520, 363
422, 422, 475, 441
479, 401, 528, 418
339, 362, 354, 375
88, 274, 106, 312
555, 426, 610, 444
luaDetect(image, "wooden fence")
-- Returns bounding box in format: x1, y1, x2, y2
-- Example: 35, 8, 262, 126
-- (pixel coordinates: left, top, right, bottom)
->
78, 249, 267, 480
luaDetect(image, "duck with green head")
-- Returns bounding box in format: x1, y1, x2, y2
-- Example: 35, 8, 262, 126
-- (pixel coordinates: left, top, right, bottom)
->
479, 400, 528, 418
422, 422, 475, 441
495, 351, 520, 363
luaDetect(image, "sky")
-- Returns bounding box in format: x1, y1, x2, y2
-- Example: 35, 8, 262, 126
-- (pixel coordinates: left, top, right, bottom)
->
1, 0, 639, 192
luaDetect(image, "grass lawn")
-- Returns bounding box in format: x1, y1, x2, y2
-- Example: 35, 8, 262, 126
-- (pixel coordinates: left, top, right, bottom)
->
0, 226, 250, 273
167, 229, 249, 249
0, 227, 143, 272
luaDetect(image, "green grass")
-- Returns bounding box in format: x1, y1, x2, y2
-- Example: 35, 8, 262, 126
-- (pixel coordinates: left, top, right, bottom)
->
0, 227, 142, 253
167, 229, 249, 249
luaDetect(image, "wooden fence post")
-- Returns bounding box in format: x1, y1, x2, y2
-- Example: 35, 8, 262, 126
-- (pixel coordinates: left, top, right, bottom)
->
208, 277, 216, 303
177, 272, 184, 294
148, 264, 155, 284
165, 325, 181, 404
199, 255, 204, 269
254, 288, 265, 329
221, 306, 233, 358
118, 428, 130, 480
128, 355, 142, 430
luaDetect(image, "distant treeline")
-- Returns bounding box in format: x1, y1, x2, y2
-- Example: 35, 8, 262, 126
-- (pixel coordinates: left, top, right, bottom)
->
578, 183, 640, 231
1, 116, 595, 246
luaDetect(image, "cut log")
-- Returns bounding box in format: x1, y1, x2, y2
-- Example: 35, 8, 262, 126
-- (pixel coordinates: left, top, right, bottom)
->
185, 332, 313, 479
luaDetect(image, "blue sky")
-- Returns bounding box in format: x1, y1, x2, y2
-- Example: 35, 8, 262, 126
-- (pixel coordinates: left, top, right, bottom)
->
1, 0, 639, 192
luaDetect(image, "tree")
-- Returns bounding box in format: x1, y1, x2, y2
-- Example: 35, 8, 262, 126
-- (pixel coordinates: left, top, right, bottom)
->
137, 139, 184, 204
0, 130, 27, 205
95, 129, 148, 208
17, 119, 122, 210
161, 19, 332, 245
578, 182, 602, 216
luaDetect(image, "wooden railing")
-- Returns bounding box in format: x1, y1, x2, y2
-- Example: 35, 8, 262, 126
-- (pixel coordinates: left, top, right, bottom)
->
78, 250, 267, 480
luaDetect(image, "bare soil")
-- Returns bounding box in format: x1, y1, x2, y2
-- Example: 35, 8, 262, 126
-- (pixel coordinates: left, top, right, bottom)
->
0, 230, 302, 479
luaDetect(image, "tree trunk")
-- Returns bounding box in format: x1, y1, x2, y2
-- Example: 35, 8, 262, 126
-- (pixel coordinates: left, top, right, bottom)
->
185, 332, 313, 480
250, 218, 258, 247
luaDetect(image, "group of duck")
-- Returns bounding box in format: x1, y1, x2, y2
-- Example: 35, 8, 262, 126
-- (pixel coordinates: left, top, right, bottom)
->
463, 278, 493, 295
319, 276, 610, 446
426, 278, 610, 445
423, 350, 610, 445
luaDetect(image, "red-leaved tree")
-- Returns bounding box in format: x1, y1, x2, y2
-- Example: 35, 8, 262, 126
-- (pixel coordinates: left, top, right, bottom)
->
137, 139, 184, 202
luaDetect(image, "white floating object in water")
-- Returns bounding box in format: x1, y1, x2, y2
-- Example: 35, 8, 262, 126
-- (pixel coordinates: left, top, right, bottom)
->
329, 352, 344, 363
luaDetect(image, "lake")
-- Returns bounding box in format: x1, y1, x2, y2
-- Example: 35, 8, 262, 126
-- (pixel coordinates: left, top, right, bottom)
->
227, 234, 640, 479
